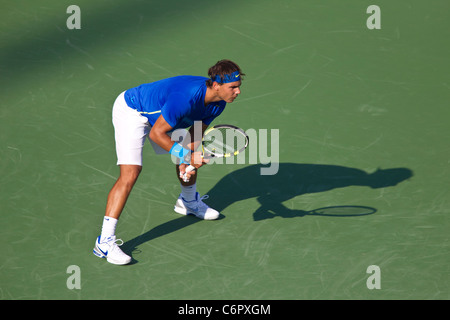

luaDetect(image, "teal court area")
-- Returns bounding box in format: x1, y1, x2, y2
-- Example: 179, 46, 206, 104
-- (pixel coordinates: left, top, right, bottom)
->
1, 0, 449, 299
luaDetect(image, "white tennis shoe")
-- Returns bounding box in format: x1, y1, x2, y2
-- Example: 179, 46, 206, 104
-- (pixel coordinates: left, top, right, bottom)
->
93, 235, 131, 265
174, 192, 220, 220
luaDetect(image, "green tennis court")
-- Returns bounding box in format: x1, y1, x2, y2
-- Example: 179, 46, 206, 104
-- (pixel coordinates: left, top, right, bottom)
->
1, 0, 449, 300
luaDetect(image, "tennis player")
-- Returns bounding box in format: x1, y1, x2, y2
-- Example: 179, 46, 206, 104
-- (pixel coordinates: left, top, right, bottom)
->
93, 59, 244, 265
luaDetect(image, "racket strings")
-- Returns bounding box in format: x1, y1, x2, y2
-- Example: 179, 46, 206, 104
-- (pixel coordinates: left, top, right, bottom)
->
203, 127, 248, 156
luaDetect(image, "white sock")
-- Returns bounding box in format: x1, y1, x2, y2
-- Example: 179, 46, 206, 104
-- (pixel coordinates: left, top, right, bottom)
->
181, 183, 197, 202
101, 216, 118, 240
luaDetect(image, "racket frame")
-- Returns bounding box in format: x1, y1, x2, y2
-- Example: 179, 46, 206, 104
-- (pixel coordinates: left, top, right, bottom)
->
181, 124, 249, 182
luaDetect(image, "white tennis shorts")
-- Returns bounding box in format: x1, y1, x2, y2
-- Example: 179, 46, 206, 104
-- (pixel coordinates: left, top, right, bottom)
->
112, 91, 184, 166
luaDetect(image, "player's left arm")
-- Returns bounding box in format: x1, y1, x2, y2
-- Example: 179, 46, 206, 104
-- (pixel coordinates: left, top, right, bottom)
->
184, 122, 209, 169
186, 122, 208, 152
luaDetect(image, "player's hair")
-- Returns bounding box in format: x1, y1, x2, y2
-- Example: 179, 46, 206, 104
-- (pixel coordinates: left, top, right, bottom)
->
206, 59, 245, 87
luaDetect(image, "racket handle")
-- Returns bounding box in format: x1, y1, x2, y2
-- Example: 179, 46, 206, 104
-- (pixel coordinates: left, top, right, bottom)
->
181, 165, 196, 182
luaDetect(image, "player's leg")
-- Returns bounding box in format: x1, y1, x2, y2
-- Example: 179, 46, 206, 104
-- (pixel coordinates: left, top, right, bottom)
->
93, 164, 141, 265
173, 164, 219, 220
175, 164, 197, 187
93, 91, 149, 265
105, 165, 142, 220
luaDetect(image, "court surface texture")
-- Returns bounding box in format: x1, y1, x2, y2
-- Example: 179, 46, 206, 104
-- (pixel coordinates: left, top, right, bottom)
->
1, 0, 449, 300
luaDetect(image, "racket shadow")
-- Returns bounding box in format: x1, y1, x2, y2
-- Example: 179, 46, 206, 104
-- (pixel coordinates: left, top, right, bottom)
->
205, 163, 412, 221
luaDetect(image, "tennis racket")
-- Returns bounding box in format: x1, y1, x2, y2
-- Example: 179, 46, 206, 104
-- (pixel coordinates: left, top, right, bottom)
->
181, 124, 249, 182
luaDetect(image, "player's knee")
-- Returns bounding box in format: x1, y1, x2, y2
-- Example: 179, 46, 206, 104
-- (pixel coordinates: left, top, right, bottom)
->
118, 166, 142, 187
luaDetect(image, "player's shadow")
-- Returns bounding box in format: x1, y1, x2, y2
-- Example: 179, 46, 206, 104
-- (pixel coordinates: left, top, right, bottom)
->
122, 163, 412, 263
206, 163, 413, 221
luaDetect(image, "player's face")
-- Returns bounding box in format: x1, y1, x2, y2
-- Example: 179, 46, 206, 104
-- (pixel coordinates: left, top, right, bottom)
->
218, 81, 241, 103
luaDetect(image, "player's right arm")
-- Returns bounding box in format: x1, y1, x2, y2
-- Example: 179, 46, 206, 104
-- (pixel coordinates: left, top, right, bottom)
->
149, 114, 176, 152
149, 114, 204, 176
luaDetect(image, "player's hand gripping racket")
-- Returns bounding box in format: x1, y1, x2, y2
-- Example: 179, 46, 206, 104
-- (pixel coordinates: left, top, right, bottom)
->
181, 124, 249, 182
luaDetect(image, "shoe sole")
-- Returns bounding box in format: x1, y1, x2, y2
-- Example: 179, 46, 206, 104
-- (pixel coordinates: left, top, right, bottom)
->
174, 205, 218, 220
106, 256, 131, 265
93, 244, 131, 266
174, 205, 190, 216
